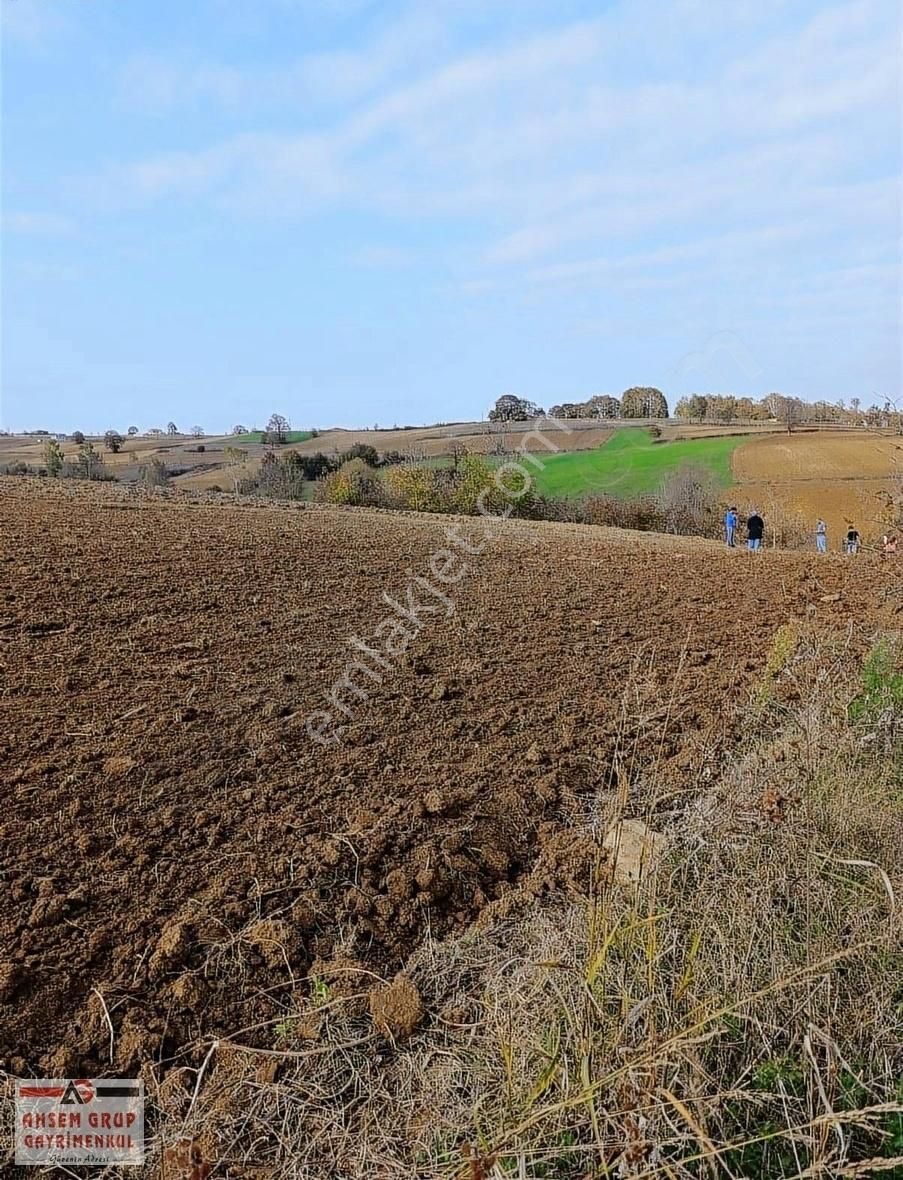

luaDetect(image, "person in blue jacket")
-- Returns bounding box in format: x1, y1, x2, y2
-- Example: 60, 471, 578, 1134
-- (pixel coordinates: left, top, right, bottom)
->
725, 505, 738, 548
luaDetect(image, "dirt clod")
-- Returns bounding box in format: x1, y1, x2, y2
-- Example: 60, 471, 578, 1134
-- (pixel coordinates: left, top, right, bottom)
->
369, 973, 424, 1040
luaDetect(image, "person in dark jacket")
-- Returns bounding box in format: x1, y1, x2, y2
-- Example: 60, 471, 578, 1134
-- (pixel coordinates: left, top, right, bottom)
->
747, 510, 764, 551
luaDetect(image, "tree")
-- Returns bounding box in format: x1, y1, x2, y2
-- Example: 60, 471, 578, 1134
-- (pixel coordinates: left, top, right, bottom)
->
70, 430, 85, 445
659, 464, 720, 537
766, 394, 804, 433
339, 442, 379, 466
265, 413, 290, 444
140, 459, 169, 487
232, 424, 248, 435
127, 425, 139, 436
620, 387, 669, 418
299, 451, 334, 480
190, 425, 204, 438
42, 438, 64, 477
586, 395, 621, 420
488, 394, 545, 422
104, 430, 125, 453
76, 441, 104, 480
715, 395, 738, 422
167, 422, 178, 435
224, 446, 249, 492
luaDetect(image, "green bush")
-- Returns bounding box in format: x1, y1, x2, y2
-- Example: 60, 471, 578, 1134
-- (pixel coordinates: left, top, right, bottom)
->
318, 458, 383, 506
849, 638, 903, 725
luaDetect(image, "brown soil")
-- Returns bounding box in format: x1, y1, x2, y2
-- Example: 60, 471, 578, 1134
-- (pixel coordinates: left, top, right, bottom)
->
732, 432, 903, 542
733, 431, 901, 480
1, 478, 897, 1082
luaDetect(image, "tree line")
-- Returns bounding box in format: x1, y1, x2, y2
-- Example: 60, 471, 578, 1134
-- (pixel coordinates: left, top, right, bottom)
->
488, 388, 669, 421
674, 392, 901, 429
486, 389, 900, 430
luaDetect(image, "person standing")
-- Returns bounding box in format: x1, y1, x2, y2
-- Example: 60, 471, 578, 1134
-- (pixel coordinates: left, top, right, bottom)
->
845, 526, 860, 555
725, 505, 738, 548
747, 510, 764, 551
815, 518, 827, 553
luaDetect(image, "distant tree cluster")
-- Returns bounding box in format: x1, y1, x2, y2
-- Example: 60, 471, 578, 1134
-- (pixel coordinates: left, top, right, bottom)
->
619, 387, 669, 418
548, 388, 669, 420
487, 394, 546, 422
493, 388, 670, 422
674, 393, 901, 432
549, 395, 619, 420
239, 442, 395, 500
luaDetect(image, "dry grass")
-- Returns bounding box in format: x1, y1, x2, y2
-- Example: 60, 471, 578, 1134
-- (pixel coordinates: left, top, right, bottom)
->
39, 629, 902, 1179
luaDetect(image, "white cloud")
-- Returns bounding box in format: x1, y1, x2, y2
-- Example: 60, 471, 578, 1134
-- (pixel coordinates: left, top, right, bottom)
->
118, 54, 246, 112
350, 244, 413, 268
78, 0, 901, 367
3, 211, 75, 236
1, 0, 68, 46
116, 7, 449, 114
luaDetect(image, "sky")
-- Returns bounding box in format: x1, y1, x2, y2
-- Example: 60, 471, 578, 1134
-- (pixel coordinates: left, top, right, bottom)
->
1, 0, 901, 433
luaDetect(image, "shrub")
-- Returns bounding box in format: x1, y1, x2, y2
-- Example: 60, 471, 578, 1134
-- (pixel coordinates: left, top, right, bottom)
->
583, 493, 663, 531
256, 449, 306, 500
298, 452, 335, 480
452, 454, 508, 516
384, 465, 444, 512
658, 463, 720, 536
140, 459, 170, 488
849, 637, 903, 738
42, 439, 64, 477
339, 443, 379, 467
317, 458, 382, 507
66, 441, 107, 481
380, 450, 406, 467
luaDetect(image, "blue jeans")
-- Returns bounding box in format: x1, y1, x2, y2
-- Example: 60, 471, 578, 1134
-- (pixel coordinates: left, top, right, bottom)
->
816, 534, 827, 553
748, 538, 761, 550
726, 527, 735, 547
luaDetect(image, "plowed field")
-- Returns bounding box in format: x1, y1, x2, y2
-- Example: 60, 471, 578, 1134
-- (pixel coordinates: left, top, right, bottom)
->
1, 479, 897, 1082
733, 431, 903, 542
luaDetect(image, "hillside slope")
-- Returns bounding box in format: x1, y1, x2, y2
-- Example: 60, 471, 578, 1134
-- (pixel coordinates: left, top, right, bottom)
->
1, 479, 898, 1083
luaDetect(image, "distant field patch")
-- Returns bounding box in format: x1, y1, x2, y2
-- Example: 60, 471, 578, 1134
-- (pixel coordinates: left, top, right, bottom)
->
230, 430, 314, 445
732, 431, 901, 480
531, 429, 742, 498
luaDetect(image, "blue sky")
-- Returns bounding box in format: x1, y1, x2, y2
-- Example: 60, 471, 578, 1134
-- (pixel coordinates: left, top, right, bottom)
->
2, 0, 900, 433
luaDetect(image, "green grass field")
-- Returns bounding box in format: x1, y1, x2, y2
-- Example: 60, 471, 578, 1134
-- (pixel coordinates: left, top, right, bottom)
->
228, 430, 314, 445
530, 429, 741, 498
